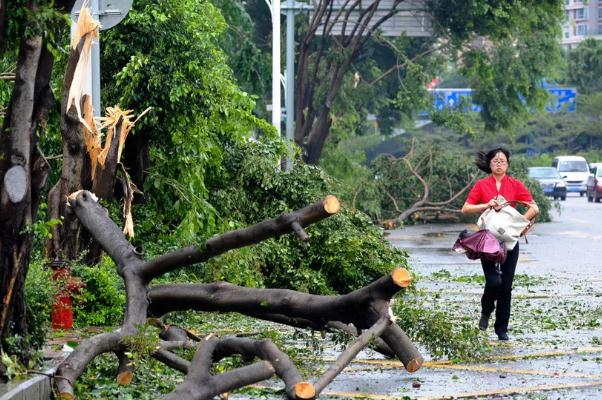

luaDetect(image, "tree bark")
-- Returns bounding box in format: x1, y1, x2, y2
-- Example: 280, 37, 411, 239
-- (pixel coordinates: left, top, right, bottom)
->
141, 195, 341, 280
122, 128, 150, 199
0, 31, 51, 376
0, 0, 7, 54
46, 36, 89, 260
46, 17, 145, 263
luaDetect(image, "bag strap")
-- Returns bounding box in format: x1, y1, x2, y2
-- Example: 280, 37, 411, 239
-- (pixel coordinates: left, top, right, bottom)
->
520, 218, 536, 244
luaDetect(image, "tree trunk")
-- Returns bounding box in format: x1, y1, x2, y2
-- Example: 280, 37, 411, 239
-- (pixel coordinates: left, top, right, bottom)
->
46, 10, 134, 264
122, 128, 150, 200
46, 36, 89, 260
0, 31, 52, 379
0, 0, 7, 54
293, 0, 400, 165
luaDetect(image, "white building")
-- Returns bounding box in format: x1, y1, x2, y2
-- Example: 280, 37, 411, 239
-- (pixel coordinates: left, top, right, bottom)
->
562, 0, 602, 49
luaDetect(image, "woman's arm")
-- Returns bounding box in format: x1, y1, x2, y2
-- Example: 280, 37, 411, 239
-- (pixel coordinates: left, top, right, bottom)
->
520, 201, 539, 236
522, 201, 539, 221
461, 199, 498, 215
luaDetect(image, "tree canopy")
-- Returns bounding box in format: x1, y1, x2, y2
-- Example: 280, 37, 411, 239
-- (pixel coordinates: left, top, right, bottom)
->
272, 0, 565, 164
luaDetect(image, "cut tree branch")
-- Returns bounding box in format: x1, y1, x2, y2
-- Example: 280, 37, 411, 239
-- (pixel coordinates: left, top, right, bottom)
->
55, 191, 423, 399
142, 195, 340, 281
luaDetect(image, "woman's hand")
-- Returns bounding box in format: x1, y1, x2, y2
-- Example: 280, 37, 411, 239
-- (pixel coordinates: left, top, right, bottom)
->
462, 200, 498, 215
487, 199, 498, 209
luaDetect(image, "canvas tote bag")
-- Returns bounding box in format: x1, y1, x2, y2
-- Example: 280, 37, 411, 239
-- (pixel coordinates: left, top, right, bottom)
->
477, 201, 529, 251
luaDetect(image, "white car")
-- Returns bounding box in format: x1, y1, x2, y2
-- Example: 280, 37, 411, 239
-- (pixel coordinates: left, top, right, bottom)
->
552, 156, 590, 196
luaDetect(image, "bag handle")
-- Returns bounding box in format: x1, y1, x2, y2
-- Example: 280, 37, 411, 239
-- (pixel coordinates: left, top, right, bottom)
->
520, 218, 536, 244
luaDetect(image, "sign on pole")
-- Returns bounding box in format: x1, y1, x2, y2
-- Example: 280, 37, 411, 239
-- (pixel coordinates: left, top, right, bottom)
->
429, 88, 578, 114
71, 0, 133, 30
311, 0, 432, 37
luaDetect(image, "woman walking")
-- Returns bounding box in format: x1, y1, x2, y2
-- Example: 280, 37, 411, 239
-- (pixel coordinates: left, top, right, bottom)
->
461, 148, 538, 340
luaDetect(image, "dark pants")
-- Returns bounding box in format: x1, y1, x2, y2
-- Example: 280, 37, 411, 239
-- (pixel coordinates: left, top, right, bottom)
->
480, 242, 519, 335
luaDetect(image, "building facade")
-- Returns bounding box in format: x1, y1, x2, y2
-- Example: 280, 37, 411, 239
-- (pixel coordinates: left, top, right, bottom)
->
562, 0, 602, 49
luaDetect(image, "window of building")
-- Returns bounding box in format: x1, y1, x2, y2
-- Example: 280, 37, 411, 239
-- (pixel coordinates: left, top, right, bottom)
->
577, 23, 589, 35
599, 24, 602, 34
565, 30, 570, 38
565, 0, 570, 5
598, 7, 602, 19
576, 8, 588, 20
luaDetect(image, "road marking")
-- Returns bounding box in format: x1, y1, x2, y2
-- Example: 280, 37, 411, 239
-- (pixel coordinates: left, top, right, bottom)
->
425, 363, 602, 379
320, 391, 403, 399
555, 230, 602, 240
342, 363, 602, 380
249, 385, 405, 400
303, 346, 602, 380
413, 381, 602, 400
484, 346, 602, 361
308, 345, 602, 368
252, 381, 602, 400
420, 291, 601, 299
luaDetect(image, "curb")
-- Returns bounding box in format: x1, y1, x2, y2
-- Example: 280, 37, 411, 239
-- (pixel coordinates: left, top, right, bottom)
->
0, 366, 56, 400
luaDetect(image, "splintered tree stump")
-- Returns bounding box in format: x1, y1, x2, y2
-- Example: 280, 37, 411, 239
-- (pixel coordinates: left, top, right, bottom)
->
53, 190, 423, 399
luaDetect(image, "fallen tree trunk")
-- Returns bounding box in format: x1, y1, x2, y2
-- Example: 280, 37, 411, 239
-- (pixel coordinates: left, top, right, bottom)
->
55, 190, 422, 399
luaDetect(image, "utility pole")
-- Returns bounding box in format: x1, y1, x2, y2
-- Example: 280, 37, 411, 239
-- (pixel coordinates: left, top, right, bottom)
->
284, 0, 294, 168
269, 0, 281, 134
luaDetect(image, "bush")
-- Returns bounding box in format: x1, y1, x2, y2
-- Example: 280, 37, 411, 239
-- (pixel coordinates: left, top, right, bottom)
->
168, 137, 411, 294
24, 259, 54, 350
71, 257, 125, 326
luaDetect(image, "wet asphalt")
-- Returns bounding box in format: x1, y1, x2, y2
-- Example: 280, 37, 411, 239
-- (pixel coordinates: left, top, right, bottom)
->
355, 194, 602, 400
243, 195, 602, 399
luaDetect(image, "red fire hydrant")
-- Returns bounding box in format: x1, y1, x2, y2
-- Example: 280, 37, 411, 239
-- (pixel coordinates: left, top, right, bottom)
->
49, 260, 85, 330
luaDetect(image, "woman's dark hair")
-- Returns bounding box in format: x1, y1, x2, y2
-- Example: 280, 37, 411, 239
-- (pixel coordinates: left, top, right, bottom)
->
475, 147, 511, 173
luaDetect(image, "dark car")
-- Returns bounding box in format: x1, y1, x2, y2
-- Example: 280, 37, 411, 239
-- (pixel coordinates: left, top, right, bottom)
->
528, 167, 567, 201
586, 167, 602, 203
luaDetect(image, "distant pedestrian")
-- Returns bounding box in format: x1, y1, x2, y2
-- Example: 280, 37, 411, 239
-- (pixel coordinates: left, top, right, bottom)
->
461, 147, 538, 340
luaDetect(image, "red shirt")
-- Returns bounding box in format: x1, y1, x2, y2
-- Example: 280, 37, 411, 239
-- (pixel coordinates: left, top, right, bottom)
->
466, 175, 533, 207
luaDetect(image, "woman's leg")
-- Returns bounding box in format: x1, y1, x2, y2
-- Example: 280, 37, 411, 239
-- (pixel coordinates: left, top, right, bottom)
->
481, 258, 502, 317
494, 243, 520, 336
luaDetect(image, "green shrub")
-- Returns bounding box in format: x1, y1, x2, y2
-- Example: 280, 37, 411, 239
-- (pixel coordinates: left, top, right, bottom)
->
24, 259, 54, 350
199, 137, 409, 293
71, 257, 125, 326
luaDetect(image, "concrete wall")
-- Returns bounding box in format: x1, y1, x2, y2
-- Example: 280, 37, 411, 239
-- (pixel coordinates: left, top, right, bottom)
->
0, 366, 55, 400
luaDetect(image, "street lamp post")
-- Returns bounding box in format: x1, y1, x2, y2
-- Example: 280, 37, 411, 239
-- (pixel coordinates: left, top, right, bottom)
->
269, 0, 281, 134
284, 0, 294, 168
280, 1, 313, 169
